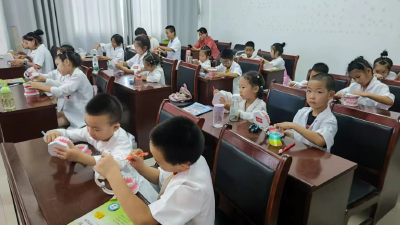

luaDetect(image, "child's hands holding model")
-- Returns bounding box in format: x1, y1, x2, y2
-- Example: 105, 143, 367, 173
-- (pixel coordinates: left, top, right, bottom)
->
53, 141, 81, 161
26, 81, 46, 90
193, 59, 200, 65
33, 74, 47, 82
45, 130, 62, 143
350, 90, 367, 97
374, 73, 384, 80
94, 153, 121, 180
276, 123, 295, 138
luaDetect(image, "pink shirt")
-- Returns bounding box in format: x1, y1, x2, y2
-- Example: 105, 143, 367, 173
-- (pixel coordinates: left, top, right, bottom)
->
193, 36, 220, 59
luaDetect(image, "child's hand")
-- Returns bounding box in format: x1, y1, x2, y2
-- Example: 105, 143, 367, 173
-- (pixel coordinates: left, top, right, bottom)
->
220, 97, 231, 110
213, 89, 219, 95
141, 75, 147, 81
115, 63, 124, 70
374, 73, 384, 80
26, 81, 43, 90
351, 90, 367, 97
34, 75, 47, 82
334, 93, 344, 99
54, 141, 81, 161
128, 149, 145, 170
45, 130, 61, 143
276, 122, 295, 130
16, 51, 26, 55
193, 59, 200, 65
10, 59, 24, 67
288, 81, 296, 87
94, 153, 120, 180
214, 72, 224, 78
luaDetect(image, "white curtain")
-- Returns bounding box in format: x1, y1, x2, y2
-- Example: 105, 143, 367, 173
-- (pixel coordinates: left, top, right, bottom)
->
32, 0, 61, 49
166, 0, 198, 46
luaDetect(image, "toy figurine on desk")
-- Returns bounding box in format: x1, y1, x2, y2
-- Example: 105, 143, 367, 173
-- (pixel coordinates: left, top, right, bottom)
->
249, 111, 271, 133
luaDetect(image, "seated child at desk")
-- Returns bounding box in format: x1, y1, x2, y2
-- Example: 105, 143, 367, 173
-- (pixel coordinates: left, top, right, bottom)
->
193, 46, 212, 71
157, 25, 181, 60
209, 49, 242, 94
239, 41, 261, 60
27, 49, 93, 129
335, 56, 394, 110
94, 116, 215, 225
261, 42, 292, 86
116, 35, 150, 74
44, 94, 158, 202
215, 71, 266, 121
373, 50, 396, 80
277, 73, 337, 152
134, 27, 160, 52
289, 63, 329, 88
93, 34, 125, 63
141, 53, 165, 85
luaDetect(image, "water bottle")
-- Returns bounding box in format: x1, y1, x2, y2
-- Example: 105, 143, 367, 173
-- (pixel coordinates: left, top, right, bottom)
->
0, 81, 15, 111
213, 104, 224, 128
186, 49, 191, 62
134, 75, 144, 89
229, 95, 239, 122
92, 54, 99, 72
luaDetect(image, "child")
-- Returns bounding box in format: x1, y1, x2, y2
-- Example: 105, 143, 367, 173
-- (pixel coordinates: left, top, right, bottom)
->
239, 41, 260, 59
141, 53, 165, 85
335, 56, 394, 110
44, 94, 158, 202
373, 50, 396, 80
193, 46, 212, 71
94, 116, 215, 225
134, 27, 160, 52
157, 25, 181, 60
277, 73, 337, 152
10, 29, 54, 74
27, 49, 93, 129
215, 71, 267, 121
289, 63, 329, 88
210, 49, 242, 94
93, 34, 125, 63
116, 35, 150, 74
261, 42, 292, 86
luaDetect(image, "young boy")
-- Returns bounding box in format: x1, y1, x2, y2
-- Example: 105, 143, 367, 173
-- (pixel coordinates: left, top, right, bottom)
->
158, 25, 181, 60
239, 41, 259, 59
44, 93, 158, 202
213, 49, 242, 94
276, 73, 337, 152
94, 116, 215, 225
289, 62, 329, 88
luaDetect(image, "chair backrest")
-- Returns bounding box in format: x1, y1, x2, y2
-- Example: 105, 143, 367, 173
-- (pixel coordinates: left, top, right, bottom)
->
391, 65, 400, 75
80, 65, 93, 84
156, 99, 205, 127
159, 43, 167, 47
162, 58, 178, 93
126, 49, 136, 61
96, 70, 115, 94
216, 42, 232, 53
257, 49, 273, 61
306, 70, 351, 93
238, 58, 263, 74
380, 79, 400, 113
50, 46, 59, 68
177, 62, 200, 102
281, 54, 300, 80
213, 127, 292, 225
331, 104, 400, 190
265, 82, 307, 123
181, 46, 188, 61
233, 44, 246, 50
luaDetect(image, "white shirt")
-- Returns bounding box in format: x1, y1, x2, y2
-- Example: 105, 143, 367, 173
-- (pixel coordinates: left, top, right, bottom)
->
220, 91, 266, 121
268, 56, 285, 70
28, 44, 54, 74
239, 53, 261, 60
99, 43, 125, 62
146, 65, 165, 85
385, 71, 397, 80
216, 61, 242, 94
337, 76, 395, 110
126, 51, 148, 68
292, 107, 337, 152
198, 59, 211, 71
149, 156, 215, 225
167, 37, 181, 60
43, 69, 70, 87
50, 68, 94, 129
291, 80, 308, 89
149, 37, 160, 52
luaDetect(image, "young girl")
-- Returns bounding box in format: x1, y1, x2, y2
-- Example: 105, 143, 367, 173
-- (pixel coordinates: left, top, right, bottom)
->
10, 29, 54, 74
373, 50, 396, 80
134, 27, 160, 52
335, 56, 394, 110
141, 53, 165, 85
26, 49, 93, 129
215, 71, 266, 121
261, 42, 292, 86
93, 34, 125, 63
193, 46, 212, 71
116, 35, 150, 74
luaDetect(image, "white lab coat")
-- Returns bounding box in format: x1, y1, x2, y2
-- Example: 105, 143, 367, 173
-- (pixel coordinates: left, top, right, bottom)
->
216, 61, 242, 94
292, 107, 337, 152
43, 69, 70, 87
239, 53, 262, 60
268, 56, 285, 70
50, 68, 93, 129
126, 51, 148, 68
149, 37, 160, 52
220, 90, 266, 121
337, 76, 395, 110
55, 127, 158, 203
385, 71, 397, 80
28, 44, 54, 74
291, 80, 308, 89
149, 156, 215, 225
198, 59, 211, 71
99, 43, 125, 62
146, 65, 165, 85
167, 37, 181, 60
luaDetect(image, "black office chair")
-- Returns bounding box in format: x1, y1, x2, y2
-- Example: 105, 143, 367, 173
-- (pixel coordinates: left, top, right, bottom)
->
172, 62, 200, 108
381, 79, 400, 113
216, 42, 231, 53
96, 70, 115, 94
162, 58, 178, 93
306, 70, 351, 93
181, 46, 188, 61
238, 58, 263, 74
257, 49, 273, 62
281, 54, 300, 81
231, 44, 246, 55
125, 49, 136, 61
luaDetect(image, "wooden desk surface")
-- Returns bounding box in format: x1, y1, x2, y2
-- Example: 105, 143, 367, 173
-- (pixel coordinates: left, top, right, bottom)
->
0, 59, 26, 79
0, 138, 149, 225
200, 112, 357, 192
198, 76, 234, 83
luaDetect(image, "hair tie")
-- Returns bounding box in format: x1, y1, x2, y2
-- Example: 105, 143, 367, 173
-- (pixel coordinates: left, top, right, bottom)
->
260, 86, 263, 89
257, 75, 260, 78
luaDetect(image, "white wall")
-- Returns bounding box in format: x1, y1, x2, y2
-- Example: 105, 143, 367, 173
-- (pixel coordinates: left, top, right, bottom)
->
0, 0, 10, 53
204, 0, 400, 81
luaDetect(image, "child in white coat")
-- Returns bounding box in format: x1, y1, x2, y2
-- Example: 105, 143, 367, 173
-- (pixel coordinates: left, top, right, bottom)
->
261, 42, 292, 86
93, 34, 125, 64
289, 63, 329, 88
141, 53, 165, 85
27, 49, 93, 129
116, 35, 150, 74
373, 50, 397, 80
193, 46, 212, 71
215, 71, 267, 122
277, 73, 337, 152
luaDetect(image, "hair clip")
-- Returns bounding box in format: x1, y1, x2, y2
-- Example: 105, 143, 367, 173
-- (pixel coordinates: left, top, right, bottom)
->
257, 75, 260, 78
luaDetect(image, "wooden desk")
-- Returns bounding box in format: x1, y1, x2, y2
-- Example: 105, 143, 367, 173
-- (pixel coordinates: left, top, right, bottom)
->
198, 76, 234, 106
81, 57, 108, 70
200, 112, 357, 225
261, 69, 284, 88
108, 71, 171, 154
0, 59, 25, 79
0, 85, 57, 143
0, 138, 149, 225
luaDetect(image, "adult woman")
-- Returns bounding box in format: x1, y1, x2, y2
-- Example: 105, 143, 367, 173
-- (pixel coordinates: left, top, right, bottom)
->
192, 27, 219, 59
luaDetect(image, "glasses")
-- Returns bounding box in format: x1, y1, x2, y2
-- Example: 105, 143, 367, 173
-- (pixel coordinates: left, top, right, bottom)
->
221, 60, 231, 65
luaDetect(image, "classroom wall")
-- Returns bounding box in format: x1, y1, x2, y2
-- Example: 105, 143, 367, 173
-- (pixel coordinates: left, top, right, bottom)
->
204, 0, 400, 81
0, 0, 10, 53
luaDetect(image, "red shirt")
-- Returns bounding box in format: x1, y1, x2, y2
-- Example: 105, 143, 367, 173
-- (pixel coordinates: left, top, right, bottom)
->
193, 36, 220, 59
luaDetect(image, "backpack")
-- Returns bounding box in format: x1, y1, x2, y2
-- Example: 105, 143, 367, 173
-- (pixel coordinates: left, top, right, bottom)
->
169, 83, 192, 102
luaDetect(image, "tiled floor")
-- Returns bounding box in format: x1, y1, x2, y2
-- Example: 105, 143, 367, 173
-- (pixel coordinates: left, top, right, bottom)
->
0, 155, 398, 225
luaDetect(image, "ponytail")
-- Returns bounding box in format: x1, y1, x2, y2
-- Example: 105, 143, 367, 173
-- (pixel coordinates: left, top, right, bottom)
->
57, 49, 82, 68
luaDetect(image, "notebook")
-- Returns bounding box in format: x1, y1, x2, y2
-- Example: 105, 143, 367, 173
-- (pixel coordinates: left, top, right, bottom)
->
183, 102, 212, 116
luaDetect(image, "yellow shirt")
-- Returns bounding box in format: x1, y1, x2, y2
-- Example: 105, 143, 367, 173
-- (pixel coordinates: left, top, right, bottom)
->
225, 68, 230, 73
